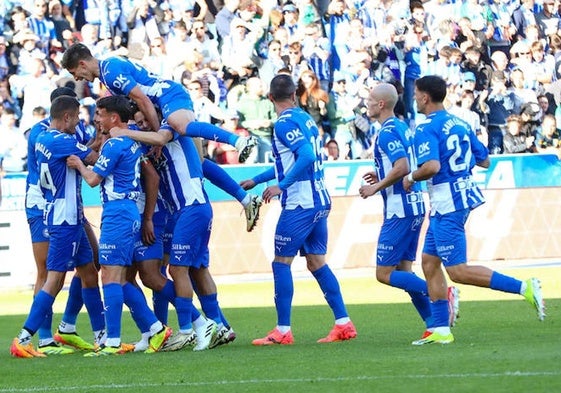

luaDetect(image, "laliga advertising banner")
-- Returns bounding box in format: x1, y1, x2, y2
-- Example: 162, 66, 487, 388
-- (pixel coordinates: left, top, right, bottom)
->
1, 154, 561, 287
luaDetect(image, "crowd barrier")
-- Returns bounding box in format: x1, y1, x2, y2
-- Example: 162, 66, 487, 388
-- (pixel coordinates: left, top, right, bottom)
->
1, 154, 560, 288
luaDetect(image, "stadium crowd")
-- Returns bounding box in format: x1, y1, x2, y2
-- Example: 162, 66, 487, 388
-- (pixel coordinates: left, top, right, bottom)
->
2, 0, 561, 170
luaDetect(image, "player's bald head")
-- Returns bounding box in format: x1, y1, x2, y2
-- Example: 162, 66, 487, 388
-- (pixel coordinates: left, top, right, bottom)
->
370, 83, 398, 110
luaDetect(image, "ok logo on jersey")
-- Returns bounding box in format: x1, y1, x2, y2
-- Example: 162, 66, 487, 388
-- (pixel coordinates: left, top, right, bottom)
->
97, 155, 110, 168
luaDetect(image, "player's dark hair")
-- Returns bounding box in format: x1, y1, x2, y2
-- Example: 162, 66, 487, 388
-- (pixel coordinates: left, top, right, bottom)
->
96, 95, 133, 123
50, 96, 80, 119
50, 86, 77, 103
415, 75, 447, 104
269, 74, 296, 101
61, 43, 94, 70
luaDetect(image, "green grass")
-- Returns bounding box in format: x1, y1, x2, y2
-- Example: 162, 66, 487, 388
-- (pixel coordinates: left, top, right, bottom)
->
1, 300, 559, 393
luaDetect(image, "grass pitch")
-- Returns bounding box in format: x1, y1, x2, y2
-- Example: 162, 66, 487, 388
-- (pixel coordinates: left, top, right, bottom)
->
0, 299, 559, 393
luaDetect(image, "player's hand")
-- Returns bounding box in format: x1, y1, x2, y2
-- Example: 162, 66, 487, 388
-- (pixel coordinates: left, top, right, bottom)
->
66, 155, 82, 169
141, 218, 156, 246
359, 185, 377, 199
240, 179, 256, 190
148, 145, 163, 159
402, 177, 414, 192
262, 185, 281, 203
362, 171, 378, 185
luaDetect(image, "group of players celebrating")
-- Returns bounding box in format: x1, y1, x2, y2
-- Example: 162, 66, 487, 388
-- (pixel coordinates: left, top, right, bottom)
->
10, 43, 545, 358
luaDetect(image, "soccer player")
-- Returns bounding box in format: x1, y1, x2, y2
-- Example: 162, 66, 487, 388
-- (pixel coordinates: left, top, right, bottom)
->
403, 75, 546, 345
25, 86, 103, 354
108, 105, 225, 353
11, 96, 105, 358
358, 83, 441, 335
60, 43, 257, 162
241, 74, 357, 345
67, 95, 172, 355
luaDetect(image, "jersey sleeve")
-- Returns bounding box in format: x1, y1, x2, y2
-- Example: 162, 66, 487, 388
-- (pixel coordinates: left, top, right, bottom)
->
104, 59, 137, 96
378, 129, 407, 164
275, 118, 308, 152
414, 124, 440, 166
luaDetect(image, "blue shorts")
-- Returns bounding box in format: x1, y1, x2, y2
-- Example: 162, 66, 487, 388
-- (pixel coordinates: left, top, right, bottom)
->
133, 213, 167, 262
163, 212, 177, 256
47, 225, 93, 272
170, 204, 212, 268
377, 215, 424, 266
423, 209, 469, 267
160, 84, 194, 119
275, 207, 330, 257
99, 201, 140, 267
27, 216, 50, 243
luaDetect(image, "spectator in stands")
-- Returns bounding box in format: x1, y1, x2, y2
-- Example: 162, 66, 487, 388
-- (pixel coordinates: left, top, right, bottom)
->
535, 113, 561, 157
461, 46, 493, 92
258, 40, 287, 94
145, 36, 174, 80
301, 22, 330, 92
166, 20, 193, 69
281, 3, 300, 42
287, 41, 310, 84
503, 114, 536, 153
27, 0, 62, 56
326, 71, 362, 159
510, 68, 538, 110
236, 77, 276, 163
187, 79, 226, 123
48, 0, 73, 48
511, 0, 537, 42
323, 139, 342, 161
403, 21, 429, 126
207, 109, 250, 164
528, 40, 556, 89
187, 20, 221, 72
480, 70, 519, 154
221, 17, 260, 89
0, 78, 22, 121
535, 0, 560, 39
297, 69, 329, 140
537, 93, 555, 117
0, 107, 26, 172
215, 0, 240, 41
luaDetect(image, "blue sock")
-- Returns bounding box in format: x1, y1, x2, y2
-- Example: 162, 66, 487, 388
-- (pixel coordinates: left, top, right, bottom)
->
202, 159, 247, 202
408, 291, 432, 327
152, 290, 169, 325
199, 293, 221, 324
272, 262, 293, 326
312, 264, 348, 319
186, 121, 238, 146
61, 275, 83, 325
219, 309, 230, 328
123, 283, 158, 330
37, 304, 53, 341
430, 299, 449, 328
490, 272, 523, 294
82, 287, 105, 332
102, 283, 124, 340
153, 271, 172, 325
389, 271, 428, 294
191, 304, 202, 322
24, 290, 55, 335
175, 297, 193, 331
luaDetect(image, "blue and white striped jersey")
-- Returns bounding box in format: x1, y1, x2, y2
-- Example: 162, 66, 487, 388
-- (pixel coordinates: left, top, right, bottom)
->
155, 127, 208, 212
374, 116, 425, 219
25, 118, 92, 219
271, 107, 330, 210
35, 129, 91, 226
93, 137, 141, 203
414, 110, 486, 215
